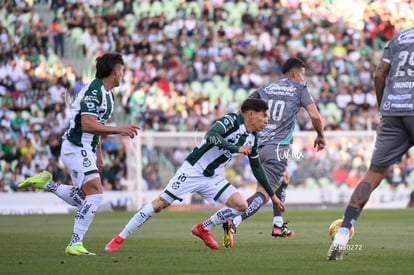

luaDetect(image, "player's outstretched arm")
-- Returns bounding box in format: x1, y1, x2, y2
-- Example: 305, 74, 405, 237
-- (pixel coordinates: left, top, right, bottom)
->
204, 123, 240, 153
269, 194, 285, 212
249, 157, 284, 212
374, 60, 390, 107
305, 103, 326, 151
81, 115, 140, 138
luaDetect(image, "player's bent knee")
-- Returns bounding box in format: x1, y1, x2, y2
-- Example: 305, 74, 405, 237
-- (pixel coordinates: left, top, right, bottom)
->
234, 201, 248, 213
82, 177, 103, 195
152, 197, 170, 212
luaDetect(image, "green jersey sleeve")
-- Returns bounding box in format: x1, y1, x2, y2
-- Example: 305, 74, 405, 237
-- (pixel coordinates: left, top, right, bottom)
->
249, 156, 275, 196
204, 118, 240, 153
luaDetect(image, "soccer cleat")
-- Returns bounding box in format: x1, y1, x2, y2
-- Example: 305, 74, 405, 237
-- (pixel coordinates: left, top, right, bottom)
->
191, 224, 219, 250
271, 223, 295, 238
327, 227, 350, 261
105, 235, 125, 252
327, 243, 346, 261
18, 170, 52, 190
65, 243, 96, 256
222, 220, 236, 248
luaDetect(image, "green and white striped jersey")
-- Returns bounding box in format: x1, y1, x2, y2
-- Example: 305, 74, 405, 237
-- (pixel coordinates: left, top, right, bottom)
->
186, 113, 259, 177
64, 78, 114, 152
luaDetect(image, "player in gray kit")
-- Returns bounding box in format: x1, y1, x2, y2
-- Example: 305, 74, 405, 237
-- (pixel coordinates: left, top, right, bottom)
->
327, 28, 414, 261
223, 57, 326, 246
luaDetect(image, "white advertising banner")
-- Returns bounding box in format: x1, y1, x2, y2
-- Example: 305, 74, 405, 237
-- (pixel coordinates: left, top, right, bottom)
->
0, 186, 411, 215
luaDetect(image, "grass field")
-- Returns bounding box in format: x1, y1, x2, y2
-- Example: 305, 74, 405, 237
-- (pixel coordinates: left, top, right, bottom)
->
1, 208, 414, 275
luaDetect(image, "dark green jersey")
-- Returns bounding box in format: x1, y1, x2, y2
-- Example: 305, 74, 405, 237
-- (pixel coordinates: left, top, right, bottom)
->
64, 79, 114, 152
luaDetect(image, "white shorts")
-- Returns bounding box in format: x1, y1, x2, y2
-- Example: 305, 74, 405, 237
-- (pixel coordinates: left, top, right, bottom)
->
60, 140, 100, 188
160, 161, 238, 206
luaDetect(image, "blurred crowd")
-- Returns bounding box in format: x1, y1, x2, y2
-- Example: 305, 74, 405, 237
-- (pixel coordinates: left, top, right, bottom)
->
1, 0, 414, 192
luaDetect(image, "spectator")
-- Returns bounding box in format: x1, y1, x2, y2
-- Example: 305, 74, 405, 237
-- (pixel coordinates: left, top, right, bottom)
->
50, 17, 65, 57
3, 0, 414, 194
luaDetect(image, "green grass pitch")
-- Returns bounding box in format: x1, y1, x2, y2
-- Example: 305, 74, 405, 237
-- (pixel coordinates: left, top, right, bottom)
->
1, 209, 414, 274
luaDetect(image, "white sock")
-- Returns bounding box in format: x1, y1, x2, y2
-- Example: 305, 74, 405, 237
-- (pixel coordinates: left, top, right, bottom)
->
232, 215, 242, 228
119, 204, 155, 239
273, 216, 284, 227
202, 207, 243, 230
70, 194, 103, 245
44, 182, 84, 208
334, 227, 350, 244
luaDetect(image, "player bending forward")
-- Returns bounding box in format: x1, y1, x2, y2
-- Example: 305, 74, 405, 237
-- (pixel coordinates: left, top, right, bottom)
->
105, 98, 284, 252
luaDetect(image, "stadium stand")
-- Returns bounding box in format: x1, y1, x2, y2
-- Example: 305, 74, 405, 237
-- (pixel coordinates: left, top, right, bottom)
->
1, 0, 414, 192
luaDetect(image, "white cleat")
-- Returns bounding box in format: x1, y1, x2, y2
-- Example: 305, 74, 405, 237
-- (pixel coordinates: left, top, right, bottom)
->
327, 243, 346, 261
327, 227, 350, 261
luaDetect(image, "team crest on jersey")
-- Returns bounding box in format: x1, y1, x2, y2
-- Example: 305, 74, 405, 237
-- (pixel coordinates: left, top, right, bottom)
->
171, 181, 180, 190
83, 157, 92, 167
172, 173, 187, 189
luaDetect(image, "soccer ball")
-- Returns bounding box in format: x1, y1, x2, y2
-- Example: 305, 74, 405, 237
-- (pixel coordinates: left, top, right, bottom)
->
329, 219, 355, 240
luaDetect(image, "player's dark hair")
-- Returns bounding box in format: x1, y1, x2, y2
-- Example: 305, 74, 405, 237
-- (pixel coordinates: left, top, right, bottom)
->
95, 53, 124, 79
281, 57, 306, 74
241, 98, 268, 113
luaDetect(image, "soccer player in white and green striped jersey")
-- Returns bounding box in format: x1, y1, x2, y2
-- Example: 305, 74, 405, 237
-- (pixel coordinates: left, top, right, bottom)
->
18, 53, 140, 256
105, 98, 285, 252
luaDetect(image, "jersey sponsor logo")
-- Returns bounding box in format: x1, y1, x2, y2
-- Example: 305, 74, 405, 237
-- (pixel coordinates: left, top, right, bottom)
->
383, 101, 413, 110
383, 101, 391, 110
264, 85, 296, 96
397, 30, 414, 44
387, 93, 412, 100
84, 95, 99, 103
391, 103, 413, 108
392, 82, 414, 89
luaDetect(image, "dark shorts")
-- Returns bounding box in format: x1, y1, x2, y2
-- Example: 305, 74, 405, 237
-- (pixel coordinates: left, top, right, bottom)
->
371, 117, 414, 166
257, 144, 289, 189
